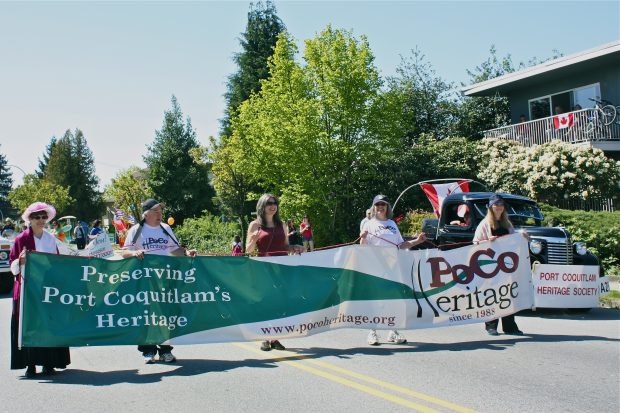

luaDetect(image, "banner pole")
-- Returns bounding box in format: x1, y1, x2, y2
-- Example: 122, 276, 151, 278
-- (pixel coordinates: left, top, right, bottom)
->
17, 262, 26, 350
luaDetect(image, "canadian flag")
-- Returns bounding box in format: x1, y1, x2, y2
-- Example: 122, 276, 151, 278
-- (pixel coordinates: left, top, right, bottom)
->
420, 181, 470, 217
553, 113, 573, 129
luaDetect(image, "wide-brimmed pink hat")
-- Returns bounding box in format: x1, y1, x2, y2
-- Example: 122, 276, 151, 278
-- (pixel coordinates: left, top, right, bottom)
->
21, 202, 56, 224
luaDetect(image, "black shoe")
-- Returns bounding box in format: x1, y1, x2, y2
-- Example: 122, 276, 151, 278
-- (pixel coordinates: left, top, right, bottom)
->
270, 340, 286, 350
41, 366, 56, 376
487, 328, 499, 336
504, 329, 524, 336
25, 366, 36, 378
260, 341, 272, 351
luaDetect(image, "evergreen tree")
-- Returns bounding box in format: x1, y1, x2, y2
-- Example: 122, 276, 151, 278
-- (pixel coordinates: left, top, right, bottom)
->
220, 0, 285, 137
0, 145, 14, 219
144, 96, 215, 224
45, 129, 102, 220
36, 136, 57, 178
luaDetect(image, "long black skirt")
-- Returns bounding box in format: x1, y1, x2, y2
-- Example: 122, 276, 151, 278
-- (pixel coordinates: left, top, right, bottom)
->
10, 299, 70, 370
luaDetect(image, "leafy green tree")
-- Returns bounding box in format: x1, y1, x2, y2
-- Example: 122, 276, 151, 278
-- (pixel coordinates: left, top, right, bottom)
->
144, 96, 215, 223
104, 166, 152, 219
386, 49, 460, 144
9, 174, 74, 214
227, 28, 403, 244
45, 129, 102, 220
364, 135, 480, 216
221, 0, 285, 137
456, 46, 516, 139
36, 137, 57, 179
174, 212, 241, 254
0, 146, 13, 218
195, 136, 259, 244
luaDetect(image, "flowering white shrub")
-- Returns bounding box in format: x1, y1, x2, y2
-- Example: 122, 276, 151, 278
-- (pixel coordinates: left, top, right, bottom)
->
476, 138, 620, 204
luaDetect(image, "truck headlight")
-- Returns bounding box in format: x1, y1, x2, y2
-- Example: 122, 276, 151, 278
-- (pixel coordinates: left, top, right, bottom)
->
0, 251, 8, 260
574, 242, 587, 256
529, 239, 543, 255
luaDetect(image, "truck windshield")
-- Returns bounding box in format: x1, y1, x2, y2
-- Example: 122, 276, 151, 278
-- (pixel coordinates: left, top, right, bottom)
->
472, 200, 543, 226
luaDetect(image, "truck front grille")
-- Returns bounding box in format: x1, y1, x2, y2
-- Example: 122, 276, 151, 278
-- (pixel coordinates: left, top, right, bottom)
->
547, 240, 573, 265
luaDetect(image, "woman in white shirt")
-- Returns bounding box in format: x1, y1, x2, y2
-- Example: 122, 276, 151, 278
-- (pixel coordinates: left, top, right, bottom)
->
360, 195, 426, 345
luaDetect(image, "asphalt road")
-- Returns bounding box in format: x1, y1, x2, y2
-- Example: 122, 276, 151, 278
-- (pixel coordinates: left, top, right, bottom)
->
1, 294, 618, 413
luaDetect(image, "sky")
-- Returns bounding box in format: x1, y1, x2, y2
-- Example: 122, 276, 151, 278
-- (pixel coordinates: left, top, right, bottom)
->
1, 0, 619, 189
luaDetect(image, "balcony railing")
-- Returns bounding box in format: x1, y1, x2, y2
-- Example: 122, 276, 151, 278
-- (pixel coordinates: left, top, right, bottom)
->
483, 108, 620, 147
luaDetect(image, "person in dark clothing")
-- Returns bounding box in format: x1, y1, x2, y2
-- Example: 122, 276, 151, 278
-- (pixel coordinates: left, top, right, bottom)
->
286, 219, 301, 248
73, 222, 87, 249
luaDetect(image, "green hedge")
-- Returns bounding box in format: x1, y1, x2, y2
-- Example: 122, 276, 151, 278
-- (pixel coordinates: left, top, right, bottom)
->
174, 213, 241, 255
540, 204, 620, 275
398, 209, 437, 235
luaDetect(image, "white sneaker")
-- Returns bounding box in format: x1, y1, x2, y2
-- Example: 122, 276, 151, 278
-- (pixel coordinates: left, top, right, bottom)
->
143, 352, 156, 364
386, 330, 407, 344
159, 352, 176, 363
367, 330, 380, 345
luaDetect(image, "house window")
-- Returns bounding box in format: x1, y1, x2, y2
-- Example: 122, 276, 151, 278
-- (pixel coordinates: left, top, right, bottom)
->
573, 84, 601, 109
529, 97, 551, 120
528, 83, 601, 119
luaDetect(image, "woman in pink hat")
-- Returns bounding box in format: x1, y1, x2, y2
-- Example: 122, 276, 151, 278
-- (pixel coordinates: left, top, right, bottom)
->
9, 202, 71, 378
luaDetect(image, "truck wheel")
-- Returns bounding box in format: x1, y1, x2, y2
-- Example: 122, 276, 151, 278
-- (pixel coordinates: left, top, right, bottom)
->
0, 275, 14, 294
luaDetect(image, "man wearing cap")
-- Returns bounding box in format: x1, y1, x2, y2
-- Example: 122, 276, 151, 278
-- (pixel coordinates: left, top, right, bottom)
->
122, 199, 197, 364
360, 194, 427, 345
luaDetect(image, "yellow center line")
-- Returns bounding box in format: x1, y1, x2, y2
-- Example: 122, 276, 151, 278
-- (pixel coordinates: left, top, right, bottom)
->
234, 343, 479, 413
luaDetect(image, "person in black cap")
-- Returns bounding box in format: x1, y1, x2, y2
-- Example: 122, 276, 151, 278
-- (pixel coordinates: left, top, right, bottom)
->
473, 194, 524, 336
122, 199, 197, 364
360, 194, 427, 346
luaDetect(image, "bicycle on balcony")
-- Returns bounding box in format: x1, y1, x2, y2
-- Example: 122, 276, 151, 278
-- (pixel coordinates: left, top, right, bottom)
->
583, 98, 616, 138
588, 97, 616, 125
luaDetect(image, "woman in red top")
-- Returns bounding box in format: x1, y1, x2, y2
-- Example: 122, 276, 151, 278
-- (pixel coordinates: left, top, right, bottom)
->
300, 215, 314, 252
246, 194, 303, 351
231, 235, 243, 256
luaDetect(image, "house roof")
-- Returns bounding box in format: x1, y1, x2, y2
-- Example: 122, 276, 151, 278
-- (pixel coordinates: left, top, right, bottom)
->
462, 40, 620, 97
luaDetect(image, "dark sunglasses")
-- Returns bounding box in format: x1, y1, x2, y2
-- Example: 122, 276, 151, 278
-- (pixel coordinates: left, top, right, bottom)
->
266, 201, 279, 206
375, 202, 388, 207
30, 214, 48, 220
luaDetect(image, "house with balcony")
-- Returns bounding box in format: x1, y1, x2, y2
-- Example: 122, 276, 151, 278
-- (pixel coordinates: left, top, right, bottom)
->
462, 40, 620, 161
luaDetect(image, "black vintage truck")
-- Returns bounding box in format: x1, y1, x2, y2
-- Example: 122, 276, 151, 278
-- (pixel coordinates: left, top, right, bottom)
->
419, 192, 602, 273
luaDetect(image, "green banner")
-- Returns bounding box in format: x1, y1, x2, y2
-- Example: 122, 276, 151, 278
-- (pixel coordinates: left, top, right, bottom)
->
20, 235, 534, 347
21, 250, 410, 346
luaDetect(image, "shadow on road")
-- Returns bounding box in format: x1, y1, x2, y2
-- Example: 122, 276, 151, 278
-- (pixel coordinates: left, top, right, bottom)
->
282, 331, 620, 358
518, 307, 620, 321
21, 330, 619, 386
38, 357, 280, 386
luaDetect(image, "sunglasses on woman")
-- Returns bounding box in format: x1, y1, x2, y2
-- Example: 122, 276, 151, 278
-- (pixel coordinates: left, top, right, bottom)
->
30, 214, 48, 220
266, 200, 278, 206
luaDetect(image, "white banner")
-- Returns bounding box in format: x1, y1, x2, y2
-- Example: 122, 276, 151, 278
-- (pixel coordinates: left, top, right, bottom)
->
532, 264, 601, 308
175, 233, 534, 343
56, 233, 116, 259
